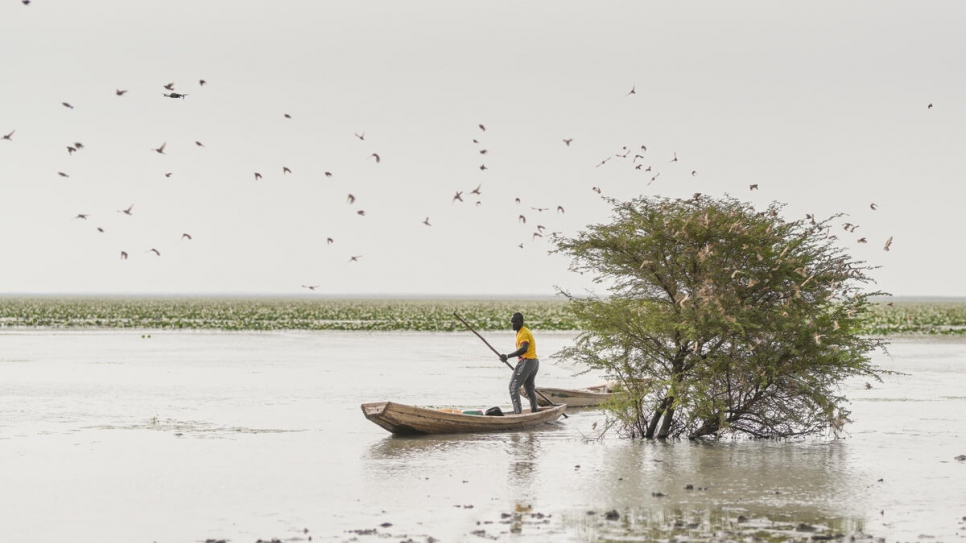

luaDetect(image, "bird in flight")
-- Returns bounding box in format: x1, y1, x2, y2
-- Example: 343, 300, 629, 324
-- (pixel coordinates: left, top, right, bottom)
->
870, 203, 878, 210
67, 146, 77, 155
479, 164, 487, 171
557, 206, 565, 213
470, 184, 482, 195
153, 142, 166, 154
115, 89, 128, 96
531, 206, 548, 212
58, 172, 69, 178
2, 130, 13, 140
883, 236, 893, 251
62, 102, 74, 109
357, 210, 366, 216
181, 233, 192, 240
669, 152, 678, 163
302, 285, 319, 291
927, 103, 933, 109
254, 172, 262, 180
283, 166, 292, 174
149, 248, 161, 256
857, 237, 868, 244
324, 171, 333, 177
195, 141, 204, 147
347, 194, 356, 204
453, 191, 463, 203
518, 215, 526, 224
423, 217, 432, 226
348, 255, 362, 263
354, 132, 365, 141
478, 124, 486, 131
119, 204, 134, 215
163, 83, 175, 90
74, 213, 89, 220
563, 139, 573, 146
326, 238, 334, 245
749, 184, 759, 191
626, 84, 636, 96
120, 251, 128, 260
370, 153, 381, 163
164, 93, 188, 99
199, 79, 206, 86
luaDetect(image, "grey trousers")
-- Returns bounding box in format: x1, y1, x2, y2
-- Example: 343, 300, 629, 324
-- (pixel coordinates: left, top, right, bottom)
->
509, 358, 539, 414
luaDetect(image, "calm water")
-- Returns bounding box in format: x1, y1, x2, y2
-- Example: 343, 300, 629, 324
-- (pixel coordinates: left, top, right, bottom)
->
1, 330, 964, 543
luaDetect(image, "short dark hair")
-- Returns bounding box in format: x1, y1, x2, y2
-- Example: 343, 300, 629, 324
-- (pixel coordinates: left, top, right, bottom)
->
511, 312, 524, 322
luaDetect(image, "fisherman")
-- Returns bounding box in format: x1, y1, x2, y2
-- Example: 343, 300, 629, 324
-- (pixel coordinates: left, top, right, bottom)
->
500, 312, 539, 414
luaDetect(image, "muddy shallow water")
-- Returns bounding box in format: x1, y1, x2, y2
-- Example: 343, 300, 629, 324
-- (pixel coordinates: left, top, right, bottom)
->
1, 330, 963, 542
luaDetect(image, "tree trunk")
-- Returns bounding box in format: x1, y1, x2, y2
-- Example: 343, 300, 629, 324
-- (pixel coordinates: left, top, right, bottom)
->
656, 406, 675, 438
645, 396, 671, 439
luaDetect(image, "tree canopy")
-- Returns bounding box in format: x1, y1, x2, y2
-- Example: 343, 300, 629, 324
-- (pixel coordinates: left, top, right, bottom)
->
553, 194, 888, 439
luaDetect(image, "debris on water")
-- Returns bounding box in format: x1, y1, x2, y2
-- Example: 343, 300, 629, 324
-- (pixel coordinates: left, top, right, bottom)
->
954, 454, 966, 461
737, 515, 748, 523
380, 522, 392, 527
685, 484, 694, 490
605, 510, 620, 520
796, 523, 819, 532
651, 491, 665, 497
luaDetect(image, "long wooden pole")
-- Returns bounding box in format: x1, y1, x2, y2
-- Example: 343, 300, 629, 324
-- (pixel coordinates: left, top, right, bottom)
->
453, 312, 567, 417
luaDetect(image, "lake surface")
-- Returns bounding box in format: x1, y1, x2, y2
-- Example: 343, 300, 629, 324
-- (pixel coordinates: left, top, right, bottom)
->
1, 330, 964, 543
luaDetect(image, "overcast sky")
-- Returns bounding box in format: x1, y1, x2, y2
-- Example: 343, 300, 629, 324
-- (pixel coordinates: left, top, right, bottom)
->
2, 1, 964, 297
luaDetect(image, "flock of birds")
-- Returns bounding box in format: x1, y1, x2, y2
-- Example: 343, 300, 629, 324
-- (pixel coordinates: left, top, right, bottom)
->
2, 69, 902, 293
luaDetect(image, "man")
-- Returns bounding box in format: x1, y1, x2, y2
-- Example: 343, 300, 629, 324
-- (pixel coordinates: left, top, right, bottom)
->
500, 312, 539, 414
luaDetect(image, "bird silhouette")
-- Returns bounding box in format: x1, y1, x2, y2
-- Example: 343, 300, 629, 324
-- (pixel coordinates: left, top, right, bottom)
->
163, 83, 175, 90
302, 285, 319, 291
148, 248, 161, 256
153, 142, 166, 154
478, 124, 486, 131
324, 171, 333, 177
73, 214, 89, 220
883, 236, 893, 251
2, 130, 13, 140
479, 164, 488, 171
67, 146, 77, 155
423, 217, 431, 226
346, 194, 355, 204
181, 233, 192, 240
453, 191, 463, 203
556, 206, 565, 213
530, 206, 548, 212
282, 166, 292, 174
119, 204, 134, 216
194, 141, 204, 147
563, 139, 573, 146
626, 84, 636, 96
870, 203, 878, 210
199, 79, 206, 86
857, 237, 868, 244
115, 89, 127, 96
518, 215, 526, 224
927, 103, 933, 109
669, 152, 678, 163
356, 210, 365, 216
326, 238, 334, 245
532, 232, 543, 241
164, 93, 187, 99
470, 184, 482, 195
354, 132, 365, 141
370, 153, 380, 163
479, 149, 488, 155
254, 172, 262, 180
348, 255, 362, 263
284, 113, 292, 119
749, 184, 759, 190
58, 172, 69, 178
62, 102, 74, 109
120, 251, 128, 260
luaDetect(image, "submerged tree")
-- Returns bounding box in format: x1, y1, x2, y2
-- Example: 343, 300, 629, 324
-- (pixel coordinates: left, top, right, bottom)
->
553, 194, 888, 439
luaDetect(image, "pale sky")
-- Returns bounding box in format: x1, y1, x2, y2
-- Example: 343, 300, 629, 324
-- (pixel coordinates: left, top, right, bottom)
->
2, 1, 964, 297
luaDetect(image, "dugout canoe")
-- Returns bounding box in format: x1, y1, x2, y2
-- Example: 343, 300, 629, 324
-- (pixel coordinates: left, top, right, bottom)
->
361, 401, 567, 435
520, 384, 614, 407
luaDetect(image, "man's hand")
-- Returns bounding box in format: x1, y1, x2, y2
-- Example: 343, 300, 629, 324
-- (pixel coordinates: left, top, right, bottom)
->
499, 354, 508, 363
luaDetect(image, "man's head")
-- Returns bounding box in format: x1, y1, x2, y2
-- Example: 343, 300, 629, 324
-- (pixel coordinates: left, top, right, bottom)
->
511, 312, 524, 331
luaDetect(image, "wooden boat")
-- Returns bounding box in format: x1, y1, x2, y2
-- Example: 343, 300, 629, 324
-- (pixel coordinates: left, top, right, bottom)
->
520, 383, 615, 407
361, 401, 567, 435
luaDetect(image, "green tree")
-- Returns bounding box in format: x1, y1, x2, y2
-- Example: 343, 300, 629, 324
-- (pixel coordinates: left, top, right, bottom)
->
553, 194, 888, 439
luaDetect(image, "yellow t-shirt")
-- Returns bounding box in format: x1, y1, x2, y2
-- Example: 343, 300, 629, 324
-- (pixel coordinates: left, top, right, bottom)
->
515, 326, 537, 359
